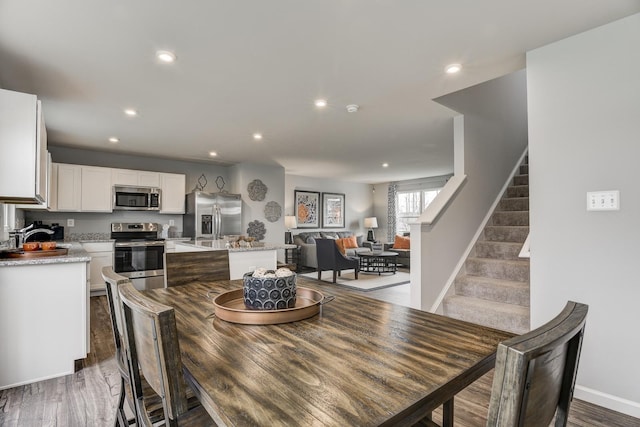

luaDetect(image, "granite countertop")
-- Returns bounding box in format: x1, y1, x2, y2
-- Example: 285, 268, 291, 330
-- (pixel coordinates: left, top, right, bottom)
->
176, 239, 290, 252
0, 243, 91, 267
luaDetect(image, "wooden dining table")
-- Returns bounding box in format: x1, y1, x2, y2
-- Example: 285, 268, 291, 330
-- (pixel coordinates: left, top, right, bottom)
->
143, 277, 514, 427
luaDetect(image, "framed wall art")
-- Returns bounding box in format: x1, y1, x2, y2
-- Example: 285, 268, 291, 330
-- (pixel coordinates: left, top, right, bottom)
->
294, 190, 320, 228
322, 192, 345, 228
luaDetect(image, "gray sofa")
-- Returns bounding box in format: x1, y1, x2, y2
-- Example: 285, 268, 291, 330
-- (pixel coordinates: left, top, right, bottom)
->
293, 231, 371, 268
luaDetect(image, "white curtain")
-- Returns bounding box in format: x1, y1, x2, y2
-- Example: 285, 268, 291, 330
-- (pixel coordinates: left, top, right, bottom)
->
387, 183, 397, 241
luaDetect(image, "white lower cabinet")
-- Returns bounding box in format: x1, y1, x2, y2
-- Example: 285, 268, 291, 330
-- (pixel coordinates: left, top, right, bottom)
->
82, 241, 114, 294
0, 261, 89, 389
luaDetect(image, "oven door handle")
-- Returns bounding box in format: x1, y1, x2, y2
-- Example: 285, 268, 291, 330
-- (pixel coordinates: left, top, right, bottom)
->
115, 241, 166, 248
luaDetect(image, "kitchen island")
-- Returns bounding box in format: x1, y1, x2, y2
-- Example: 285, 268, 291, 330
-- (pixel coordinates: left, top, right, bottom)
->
173, 240, 296, 279
0, 244, 91, 390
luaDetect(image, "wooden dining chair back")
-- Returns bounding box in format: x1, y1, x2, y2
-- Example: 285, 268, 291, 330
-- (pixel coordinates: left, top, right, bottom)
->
486, 301, 588, 427
315, 238, 359, 283
118, 282, 213, 426
164, 250, 230, 287
102, 266, 135, 427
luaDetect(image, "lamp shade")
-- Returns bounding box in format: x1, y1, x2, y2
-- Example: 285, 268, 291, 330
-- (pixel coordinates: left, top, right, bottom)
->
364, 217, 378, 229
284, 215, 297, 230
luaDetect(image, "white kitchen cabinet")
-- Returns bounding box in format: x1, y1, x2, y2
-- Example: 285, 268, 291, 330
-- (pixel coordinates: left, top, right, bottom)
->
0, 260, 89, 389
112, 168, 160, 187
81, 166, 112, 212
0, 89, 48, 204
160, 173, 186, 214
56, 163, 82, 211
82, 241, 114, 294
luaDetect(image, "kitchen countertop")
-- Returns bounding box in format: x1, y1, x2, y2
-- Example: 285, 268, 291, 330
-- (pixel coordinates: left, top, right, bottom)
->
176, 239, 295, 252
0, 243, 91, 267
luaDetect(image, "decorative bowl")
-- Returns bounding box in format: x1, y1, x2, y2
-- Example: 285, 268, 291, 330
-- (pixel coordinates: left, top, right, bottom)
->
243, 270, 296, 310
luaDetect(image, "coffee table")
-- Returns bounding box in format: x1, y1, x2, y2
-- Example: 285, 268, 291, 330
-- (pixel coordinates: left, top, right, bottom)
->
359, 251, 398, 275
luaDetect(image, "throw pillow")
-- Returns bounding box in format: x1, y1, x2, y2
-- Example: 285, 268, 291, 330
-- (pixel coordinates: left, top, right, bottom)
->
394, 235, 410, 249
335, 238, 347, 255
306, 236, 316, 244
344, 235, 358, 249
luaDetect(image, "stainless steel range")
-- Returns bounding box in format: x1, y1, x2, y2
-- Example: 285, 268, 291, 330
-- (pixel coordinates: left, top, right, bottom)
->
111, 222, 165, 290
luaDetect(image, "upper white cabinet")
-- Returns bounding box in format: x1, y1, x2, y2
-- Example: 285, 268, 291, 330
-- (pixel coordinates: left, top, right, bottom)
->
112, 169, 160, 187
55, 164, 112, 212
56, 163, 82, 211
81, 166, 112, 212
160, 173, 186, 214
0, 89, 48, 204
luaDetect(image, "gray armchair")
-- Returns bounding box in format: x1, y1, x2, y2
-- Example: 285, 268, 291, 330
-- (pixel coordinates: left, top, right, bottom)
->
315, 238, 359, 283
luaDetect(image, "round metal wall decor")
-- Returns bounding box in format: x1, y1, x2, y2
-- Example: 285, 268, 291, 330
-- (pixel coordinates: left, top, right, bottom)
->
247, 179, 267, 201
264, 201, 282, 222
247, 220, 266, 241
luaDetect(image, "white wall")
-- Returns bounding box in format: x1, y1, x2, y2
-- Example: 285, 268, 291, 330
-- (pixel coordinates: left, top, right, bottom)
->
419, 70, 529, 310
285, 174, 373, 238
527, 13, 640, 417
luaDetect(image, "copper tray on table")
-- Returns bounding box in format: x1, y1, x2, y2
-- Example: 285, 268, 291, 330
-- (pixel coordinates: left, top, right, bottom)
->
211, 287, 334, 325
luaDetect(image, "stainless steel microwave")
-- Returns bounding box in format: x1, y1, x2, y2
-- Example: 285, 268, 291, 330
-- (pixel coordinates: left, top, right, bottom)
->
113, 186, 161, 211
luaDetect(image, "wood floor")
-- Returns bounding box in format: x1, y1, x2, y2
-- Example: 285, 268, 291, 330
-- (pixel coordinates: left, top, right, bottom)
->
1, 293, 638, 427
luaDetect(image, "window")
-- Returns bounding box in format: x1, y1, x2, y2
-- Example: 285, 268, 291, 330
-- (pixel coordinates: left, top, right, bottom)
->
396, 189, 440, 233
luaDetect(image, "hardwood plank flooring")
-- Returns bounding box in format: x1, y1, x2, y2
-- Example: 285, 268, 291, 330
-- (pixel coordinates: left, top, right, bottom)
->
1, 293, 638, 426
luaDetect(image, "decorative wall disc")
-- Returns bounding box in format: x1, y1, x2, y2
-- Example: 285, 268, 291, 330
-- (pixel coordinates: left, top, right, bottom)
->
264, 201, 282, 222
247, 220, 266, 241
247, 179, 267, 201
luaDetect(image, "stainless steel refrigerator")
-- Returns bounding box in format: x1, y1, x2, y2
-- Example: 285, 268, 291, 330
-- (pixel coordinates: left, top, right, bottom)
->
184, 191, 242, 239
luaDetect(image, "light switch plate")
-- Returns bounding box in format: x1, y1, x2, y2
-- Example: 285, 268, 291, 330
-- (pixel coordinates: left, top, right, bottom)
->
67, 218, 75, 227
586, 190, 619, 211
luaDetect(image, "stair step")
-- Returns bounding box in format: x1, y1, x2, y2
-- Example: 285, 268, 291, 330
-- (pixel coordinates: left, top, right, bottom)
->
455, 275, 529, 306
491, 211, 529, 226
498, 197, 529, 211
513, 174, 529, 186
466, 257, 530, 282
519, 164, 528, 175
484, 226, 529, 243
474, 241, 524, 260
507, 185, 529, 197
506, 185, 529, 198
443, 295, 530, 334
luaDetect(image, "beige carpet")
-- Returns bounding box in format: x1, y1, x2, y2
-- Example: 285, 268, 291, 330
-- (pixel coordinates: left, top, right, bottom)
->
301, 269, 410, 291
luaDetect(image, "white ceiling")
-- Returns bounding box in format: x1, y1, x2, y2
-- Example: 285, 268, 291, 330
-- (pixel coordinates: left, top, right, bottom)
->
1, 2, 639, 184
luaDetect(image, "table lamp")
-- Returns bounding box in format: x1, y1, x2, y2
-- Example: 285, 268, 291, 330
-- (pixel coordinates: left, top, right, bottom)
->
364, 217, 378, 242
284, 215, 297, 244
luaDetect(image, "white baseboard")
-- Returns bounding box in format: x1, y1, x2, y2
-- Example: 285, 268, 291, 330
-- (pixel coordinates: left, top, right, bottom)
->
574, 385, 640, 419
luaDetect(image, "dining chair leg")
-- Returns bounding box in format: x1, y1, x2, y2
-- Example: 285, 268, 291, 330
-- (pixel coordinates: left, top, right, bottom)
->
442, 397, 454, 427
114, 377, 128, 427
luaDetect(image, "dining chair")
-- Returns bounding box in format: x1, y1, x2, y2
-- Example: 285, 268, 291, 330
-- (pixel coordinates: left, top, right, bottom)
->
102, 267, 135, 427
164, 250, 230, 287
103, 267, 169, 426
118, 281, 214, 426
315, 238, 359, 283
420, 301, 588, 427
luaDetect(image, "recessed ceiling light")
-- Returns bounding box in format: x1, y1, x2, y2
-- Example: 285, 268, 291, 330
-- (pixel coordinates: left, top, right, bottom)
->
124, 109, 138, 117
382, 163, 389, 168
253, 133, 263, 141
108, 137, 119, 143
346, 104, 359, 113
445, 63, 462, 74
156, 50, 177, 63
209, 151, 218, 157
315, 99, 327, 108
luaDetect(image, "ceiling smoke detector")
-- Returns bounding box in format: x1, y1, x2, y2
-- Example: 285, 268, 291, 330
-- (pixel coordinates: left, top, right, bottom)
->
346, 104, 359, 113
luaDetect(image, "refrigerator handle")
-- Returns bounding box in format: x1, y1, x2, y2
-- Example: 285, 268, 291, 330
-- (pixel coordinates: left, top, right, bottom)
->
214, 205, 221, 240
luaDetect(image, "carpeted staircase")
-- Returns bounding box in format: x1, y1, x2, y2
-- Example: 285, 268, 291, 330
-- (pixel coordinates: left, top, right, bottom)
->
443, 159, 530, 334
